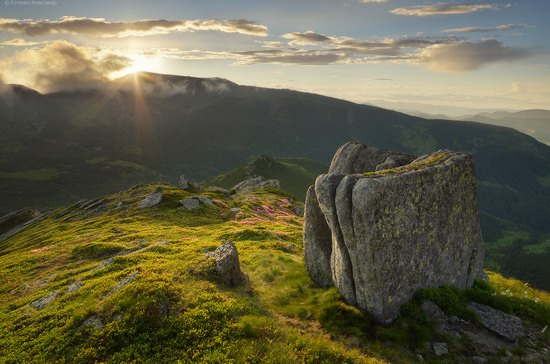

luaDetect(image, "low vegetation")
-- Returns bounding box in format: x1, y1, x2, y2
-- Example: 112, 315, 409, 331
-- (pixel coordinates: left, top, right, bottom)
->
0, 184, 548, 363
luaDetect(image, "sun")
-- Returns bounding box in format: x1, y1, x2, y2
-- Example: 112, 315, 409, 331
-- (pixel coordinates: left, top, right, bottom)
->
111, 54, 159, 79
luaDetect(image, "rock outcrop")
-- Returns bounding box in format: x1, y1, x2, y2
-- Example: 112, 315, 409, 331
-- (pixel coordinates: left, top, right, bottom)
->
304, 142, 485, 324
232, 176, 280, 194
139, 188, 163, 209
0, 208, 40, 235
206, 241, 246, 287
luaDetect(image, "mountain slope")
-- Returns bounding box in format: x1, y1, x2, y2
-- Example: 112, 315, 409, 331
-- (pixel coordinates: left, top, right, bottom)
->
0, 184, 548, 363
1, 72, 550, 237
458, 109, 550, 146
203, 155, 327, 201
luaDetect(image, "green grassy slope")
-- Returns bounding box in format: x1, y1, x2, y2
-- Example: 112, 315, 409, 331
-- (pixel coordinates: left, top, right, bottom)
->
1, 184, 548, 363
203, 155, 327, 201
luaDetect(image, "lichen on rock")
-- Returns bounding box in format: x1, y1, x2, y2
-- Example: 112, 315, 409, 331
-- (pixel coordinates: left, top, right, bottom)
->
304, 142, 485, 324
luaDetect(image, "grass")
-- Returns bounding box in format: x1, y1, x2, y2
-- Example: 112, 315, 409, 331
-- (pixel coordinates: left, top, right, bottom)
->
365, 151, 449, 177
0, 185, 378, 363
0, 184, 548, 363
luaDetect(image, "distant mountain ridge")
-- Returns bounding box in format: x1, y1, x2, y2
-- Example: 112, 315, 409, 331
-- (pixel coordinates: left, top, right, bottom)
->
386, 104, 550, 147
1, 72, 550, 238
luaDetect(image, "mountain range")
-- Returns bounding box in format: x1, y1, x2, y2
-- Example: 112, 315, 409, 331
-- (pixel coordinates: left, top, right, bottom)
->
1, 71, 550, 288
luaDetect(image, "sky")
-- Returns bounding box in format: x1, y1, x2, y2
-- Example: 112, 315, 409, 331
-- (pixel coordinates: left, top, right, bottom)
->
0, 0, 549, 112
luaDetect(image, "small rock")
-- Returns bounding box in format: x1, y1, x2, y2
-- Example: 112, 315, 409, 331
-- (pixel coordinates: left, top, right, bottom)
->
83, 315, 104, 330
415, 354, 424, 362
66, 281, 82, 294
479, 270, 489, 281
116, 201, 124, 209
468, 302, 524, 342
505, 350, 513, 358
180, 196, 213, 210
206, 241, 246, 287
139, 188, 163, 208
422, 300, 447, 324
179, 175, 199, 191
471, 356, 488, 363
30, 290, 60, 310
293, 206, 304, 217
107, 271, 138, 296
448, 316, 460, 325
229, 207, 241, 214
97, 257, 114, 269
197, 196, 213, 206
180, 198, 201, 210
432, 342, 448, 356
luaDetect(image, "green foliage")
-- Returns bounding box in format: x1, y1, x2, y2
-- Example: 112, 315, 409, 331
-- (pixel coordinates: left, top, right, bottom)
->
416, 285, 477, 322
70, 243, 126, 261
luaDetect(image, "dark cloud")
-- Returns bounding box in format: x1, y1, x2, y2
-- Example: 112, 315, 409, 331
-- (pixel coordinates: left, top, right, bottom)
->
420, 39, 530, 71
442, 24, 530, 33
0, 17, 268, 37
391, 3, 499, 16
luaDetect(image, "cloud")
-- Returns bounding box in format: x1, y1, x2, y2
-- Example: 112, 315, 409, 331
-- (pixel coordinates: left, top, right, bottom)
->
442, 24, 529, 33
12, 41, 130, 92
259, 41, 285, 48
391, 3, 499, 16
0, 16, 268, 38
0, 38, 45, 46
235, 49, 347, 65
358, 0, 387, 3
420, 39, 530, 71
282, 31, 332, 45
280, 31, 459, 55
202, 78, 231, 93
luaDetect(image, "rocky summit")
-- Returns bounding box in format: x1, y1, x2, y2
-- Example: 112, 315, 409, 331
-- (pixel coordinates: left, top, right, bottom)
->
304, 142, 485, 324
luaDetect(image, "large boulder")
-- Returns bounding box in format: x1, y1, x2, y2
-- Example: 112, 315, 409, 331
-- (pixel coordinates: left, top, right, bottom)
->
304, 143, 485, 324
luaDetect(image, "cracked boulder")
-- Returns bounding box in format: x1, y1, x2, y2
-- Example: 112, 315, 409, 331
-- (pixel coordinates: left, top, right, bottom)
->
304, 142, 485, 324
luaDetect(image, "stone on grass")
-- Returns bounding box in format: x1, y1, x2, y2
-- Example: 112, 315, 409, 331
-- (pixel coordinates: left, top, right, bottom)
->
139, 188, 163, 208
107, 271, 138, 297
206, 241, 246, 287
179, 175, 200, 191
468, 302, 524, 342
83, 315, 104, 330
180, 196, 213, 210
432, 342, 449, 356
30, 290, 60, 310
